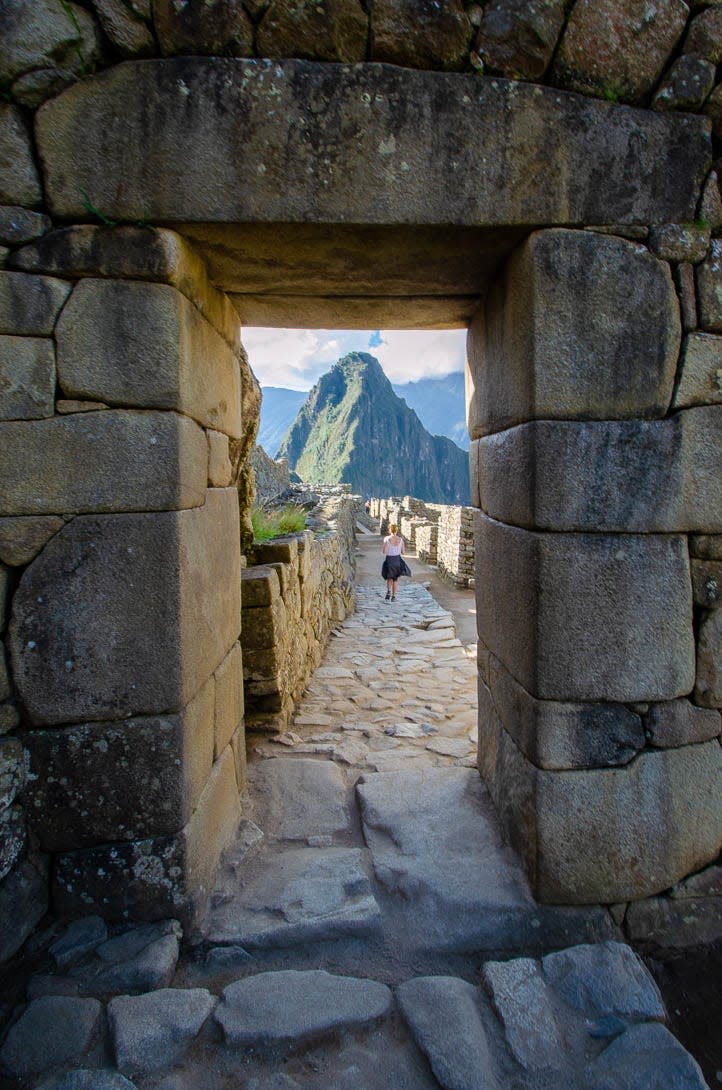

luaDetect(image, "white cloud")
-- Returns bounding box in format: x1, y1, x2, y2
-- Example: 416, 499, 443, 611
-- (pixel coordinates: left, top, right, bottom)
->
242, 327, 466, 390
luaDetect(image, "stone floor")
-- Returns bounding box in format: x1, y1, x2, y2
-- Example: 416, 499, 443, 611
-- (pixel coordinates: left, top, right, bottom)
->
0, 537, 711, 1089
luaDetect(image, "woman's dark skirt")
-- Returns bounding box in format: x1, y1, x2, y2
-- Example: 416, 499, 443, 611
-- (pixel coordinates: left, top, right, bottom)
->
382, 555, 411, 581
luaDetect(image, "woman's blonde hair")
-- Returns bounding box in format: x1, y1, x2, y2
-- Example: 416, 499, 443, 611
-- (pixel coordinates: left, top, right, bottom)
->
389, 523, 398, 533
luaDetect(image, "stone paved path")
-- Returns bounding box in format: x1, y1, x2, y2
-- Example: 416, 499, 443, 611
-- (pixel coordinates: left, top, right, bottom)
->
0, 538, 710, 1089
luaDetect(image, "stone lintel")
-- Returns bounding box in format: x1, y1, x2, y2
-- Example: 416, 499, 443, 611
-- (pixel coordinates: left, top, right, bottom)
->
36, 60, 708, 230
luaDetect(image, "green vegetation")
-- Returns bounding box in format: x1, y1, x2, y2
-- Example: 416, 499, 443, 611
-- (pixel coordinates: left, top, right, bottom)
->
251, 504, 307, 542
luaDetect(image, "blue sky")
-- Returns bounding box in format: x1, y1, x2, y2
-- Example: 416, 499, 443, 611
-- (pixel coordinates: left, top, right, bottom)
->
242, 327, 467, 391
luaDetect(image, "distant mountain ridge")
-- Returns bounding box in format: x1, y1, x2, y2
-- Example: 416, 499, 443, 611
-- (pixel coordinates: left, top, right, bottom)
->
276, 352, 470, 504
259, 371, 467, 456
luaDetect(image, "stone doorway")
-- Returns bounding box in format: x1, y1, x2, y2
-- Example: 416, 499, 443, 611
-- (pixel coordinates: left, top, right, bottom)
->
1, 54, 720, 950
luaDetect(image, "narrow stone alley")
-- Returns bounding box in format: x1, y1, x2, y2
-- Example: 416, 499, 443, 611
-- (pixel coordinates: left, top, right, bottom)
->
0, 536, 710, 1090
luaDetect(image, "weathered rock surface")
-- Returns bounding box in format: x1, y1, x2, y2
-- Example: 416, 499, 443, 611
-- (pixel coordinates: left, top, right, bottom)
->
585, 1021, 708, 1090
207, 429, 232, 488
0, 336, 55, 421
357, 767, 612, 950
0, 0, 102, 92
214, 642, 243, 758
475, 0, 564, 80
645, 699, 721, 747
56, 279, 241, 438
53, 749, 239, 923
0, 854, 48, 962
475, 514, 694, 702
91, 0, 154, 57
482, 957, 563, 1070
0, 995, 101, 1079
109, 988, 215, 1073
696, 239, 722, 331
467, 229, 681, 438
36, 1071, 138, 1090
153, 0, 253, 56
626, 893, 722, 948
0, 410, 207, 516
0, 271, 71, 336
25, 681, 214, 849
649, 222, 710, 262
49, 916, 108, 968
396, 976, 498, 1090
552, 0, 689, 104
248, 758, 351, 842
684, 7, 722, 62
476, 407, 722, 533
481, 650, 644, 770
257, 0, 367, 63
695, 607, 722, 706
9, 489, 240, 724
215, 970, 392, 1047
205, 846, 382, 948
371, 0, 471, 70
478, 697, 722, 902
35, 60, 708, 230
0, 207, 52, 247
673, 333, 722, 409
0, 515, 64, 566
692, 558, 722, 608
541, 941, 665, 1020
0, 104, 43, 207
652, 54, 717, 111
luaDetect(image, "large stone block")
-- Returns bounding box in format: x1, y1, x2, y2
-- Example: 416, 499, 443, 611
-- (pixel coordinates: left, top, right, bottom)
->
0, 410, 207, 515
0, 516, 64, 567
34, 60, 708, 230
241, 566, 281, 607
257, 0, 367, 63
371, 0, 471, 70
153, 0, 253, 56
481, 651, 645, 771
0, 271, 71, 336
695, 608, 722, 707
551, 0, 688, 104
0, 854, 48, 963
214, 642, 244, 758
696, 240, 722, 332
467, 230, 681, 437
478, 692, 722, 903
645, 699, 721, 748
8, 488, 241, 726
673, 334, 722, 409
0, 0, 102, 89
475, 407, 722, 532
25, 676, 215, 851
0, 104, 43, 208
56, 279, 242, 438
474, 0, 565, 80
0, 337, 55, 421
53, 746, 241, 923
475, 513, 695, 702
9, 226, 242, 353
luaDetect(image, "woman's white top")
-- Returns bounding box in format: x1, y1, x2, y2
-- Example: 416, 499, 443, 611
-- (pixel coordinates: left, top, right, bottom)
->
385, 535, 404, 556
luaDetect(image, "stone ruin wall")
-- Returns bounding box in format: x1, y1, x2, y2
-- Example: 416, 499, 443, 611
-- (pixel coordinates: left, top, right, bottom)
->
1, 0, 722, 960
241, 495, 359, 736
370, 496, 475, 588
0, 231, 259, 959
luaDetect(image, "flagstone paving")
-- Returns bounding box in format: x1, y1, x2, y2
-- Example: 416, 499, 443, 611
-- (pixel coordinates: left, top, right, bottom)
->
1, 540, 709, 1089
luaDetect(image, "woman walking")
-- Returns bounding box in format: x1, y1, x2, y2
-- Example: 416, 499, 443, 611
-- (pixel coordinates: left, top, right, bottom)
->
382, 523, 411, 601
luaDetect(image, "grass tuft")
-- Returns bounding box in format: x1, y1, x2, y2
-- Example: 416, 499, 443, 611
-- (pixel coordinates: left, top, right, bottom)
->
251, 504, 306, 542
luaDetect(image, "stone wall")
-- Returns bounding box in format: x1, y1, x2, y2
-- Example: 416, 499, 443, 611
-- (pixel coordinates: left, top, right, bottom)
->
242, 494, 358, 735
250, 445, 291, 506
469, 225, 722, 908
2, 0, 720, 122
0, 230, 257, 955
369, 496, 474, 587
